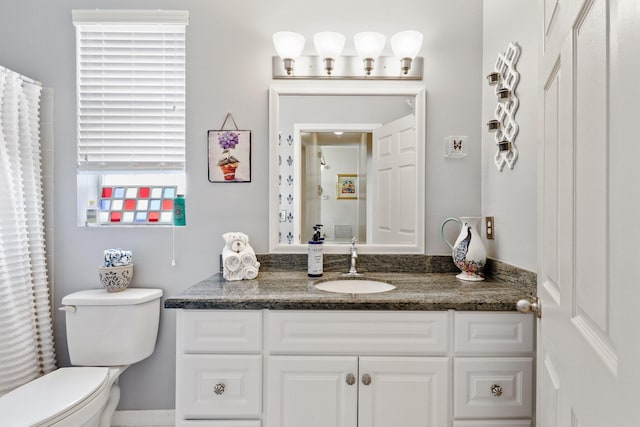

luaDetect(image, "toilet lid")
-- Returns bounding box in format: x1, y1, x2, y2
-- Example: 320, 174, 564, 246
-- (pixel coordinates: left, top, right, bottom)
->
62, 288, 163, 306
0, 367, 109, 426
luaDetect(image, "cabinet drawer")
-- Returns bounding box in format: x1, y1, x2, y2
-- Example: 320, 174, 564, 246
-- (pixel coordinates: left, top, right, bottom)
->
179, 421, 261, 427
454, 312, 534, 355
454, 357, 533, 419
177, 355, 261, 419
267, 311, 449, 355
180, 310, 262, 353
453, 421, 531, 427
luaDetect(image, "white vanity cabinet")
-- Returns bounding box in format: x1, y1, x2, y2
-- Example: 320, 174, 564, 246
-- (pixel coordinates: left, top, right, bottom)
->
268, 355, 449, 427
266, 311, 450, 427
174, 309, 534, 427
452, 312, 535, 427
175, 310, 263, 427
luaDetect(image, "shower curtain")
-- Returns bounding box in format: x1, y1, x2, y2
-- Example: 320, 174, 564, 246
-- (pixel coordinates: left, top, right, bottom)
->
0, 66, 56, 395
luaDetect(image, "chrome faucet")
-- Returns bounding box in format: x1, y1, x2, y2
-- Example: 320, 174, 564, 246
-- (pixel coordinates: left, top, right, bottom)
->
346, 237, 360, 276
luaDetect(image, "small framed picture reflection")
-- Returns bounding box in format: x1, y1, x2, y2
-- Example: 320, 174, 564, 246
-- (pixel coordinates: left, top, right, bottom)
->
336, 174, 357, 200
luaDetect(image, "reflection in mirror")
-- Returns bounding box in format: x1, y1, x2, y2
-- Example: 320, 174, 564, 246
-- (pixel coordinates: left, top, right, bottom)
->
301, 131, 370, 244
269, 84, 425, 254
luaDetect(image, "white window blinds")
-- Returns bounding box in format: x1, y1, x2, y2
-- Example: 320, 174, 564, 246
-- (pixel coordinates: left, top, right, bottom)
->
73, 10, 188, 171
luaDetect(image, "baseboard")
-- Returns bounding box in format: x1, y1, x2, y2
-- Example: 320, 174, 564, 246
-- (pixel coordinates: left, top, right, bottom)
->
111, 409, 175, 427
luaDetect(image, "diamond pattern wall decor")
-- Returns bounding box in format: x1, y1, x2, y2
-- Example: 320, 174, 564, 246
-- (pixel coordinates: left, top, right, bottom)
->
488, 42, 521, 171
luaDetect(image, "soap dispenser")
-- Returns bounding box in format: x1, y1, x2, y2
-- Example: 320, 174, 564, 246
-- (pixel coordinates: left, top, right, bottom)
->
308, 224, 324, 277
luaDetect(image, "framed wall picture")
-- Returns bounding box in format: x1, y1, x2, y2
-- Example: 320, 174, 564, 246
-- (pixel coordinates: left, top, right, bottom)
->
208, 129, 251, 182
336, 174, 357, 200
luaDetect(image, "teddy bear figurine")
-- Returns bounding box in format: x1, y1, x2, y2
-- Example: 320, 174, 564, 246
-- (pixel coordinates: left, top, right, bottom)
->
221, 232, 260, 281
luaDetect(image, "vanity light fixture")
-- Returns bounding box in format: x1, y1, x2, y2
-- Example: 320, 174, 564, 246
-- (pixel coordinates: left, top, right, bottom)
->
353, 32, 386, 75
390, 31, 423, 75
271, 31, 423, 79
313, 32, 346, 76
272, 31, 305, 75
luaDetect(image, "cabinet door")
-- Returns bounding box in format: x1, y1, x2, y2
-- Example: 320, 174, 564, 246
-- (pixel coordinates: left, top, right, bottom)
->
267, 356, 358, 427
454, 357, 532, 419
177, 354, 261, 419
358, 356, 450, 427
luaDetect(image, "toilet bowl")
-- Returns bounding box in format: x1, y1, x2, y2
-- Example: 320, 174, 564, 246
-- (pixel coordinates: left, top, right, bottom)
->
0, 367, 123, 427
0, 288, 162, 427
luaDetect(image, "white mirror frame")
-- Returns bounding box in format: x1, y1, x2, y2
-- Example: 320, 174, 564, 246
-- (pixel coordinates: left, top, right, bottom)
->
269, 82, 426, 254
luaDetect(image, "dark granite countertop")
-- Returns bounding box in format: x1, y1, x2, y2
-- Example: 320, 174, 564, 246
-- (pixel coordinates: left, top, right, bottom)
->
163, 270, 536, 311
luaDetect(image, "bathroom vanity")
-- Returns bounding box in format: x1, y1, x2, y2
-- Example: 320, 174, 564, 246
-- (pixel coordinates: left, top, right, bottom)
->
165, 271, 536, 427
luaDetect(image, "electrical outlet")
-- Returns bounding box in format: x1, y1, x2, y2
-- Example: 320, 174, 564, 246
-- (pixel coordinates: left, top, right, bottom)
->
486, 216, 495, 239
444, 136, 468, 158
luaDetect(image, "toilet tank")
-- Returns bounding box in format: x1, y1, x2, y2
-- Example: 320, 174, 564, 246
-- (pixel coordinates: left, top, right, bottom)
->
61, 288, 163, 366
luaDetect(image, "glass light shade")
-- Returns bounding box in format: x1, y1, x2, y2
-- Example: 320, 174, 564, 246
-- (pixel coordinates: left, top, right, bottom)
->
390, 31, 423, 59
313, 32, 346, 59
272, 31, 305, 59
353, 32, 386, 59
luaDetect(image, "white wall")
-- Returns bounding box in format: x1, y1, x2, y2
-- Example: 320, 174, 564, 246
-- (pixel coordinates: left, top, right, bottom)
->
0, 0, 483, 410
321, 145, 360, 241
481, 0, 538, 271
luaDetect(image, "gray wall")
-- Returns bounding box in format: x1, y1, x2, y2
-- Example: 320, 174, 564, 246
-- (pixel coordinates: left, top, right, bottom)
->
0, 0, 484, 410
481, 0, 538, 271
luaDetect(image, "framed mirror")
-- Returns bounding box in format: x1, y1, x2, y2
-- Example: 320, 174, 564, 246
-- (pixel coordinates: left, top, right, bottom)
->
269, 82, 426, 254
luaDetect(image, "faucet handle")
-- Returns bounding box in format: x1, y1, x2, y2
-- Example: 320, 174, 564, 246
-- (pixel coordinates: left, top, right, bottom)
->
351, 237, 357, 245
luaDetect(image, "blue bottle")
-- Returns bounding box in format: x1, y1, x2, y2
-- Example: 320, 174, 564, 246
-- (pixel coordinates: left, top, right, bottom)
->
173, 194, 186, 226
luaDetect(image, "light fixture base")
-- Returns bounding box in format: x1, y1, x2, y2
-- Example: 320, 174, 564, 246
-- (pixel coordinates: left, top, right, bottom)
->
272, 56, 423, 80
282, 58, 295, 75
362, 58, 375, 75
323, 57, 335, 75
399, 57, 413, 75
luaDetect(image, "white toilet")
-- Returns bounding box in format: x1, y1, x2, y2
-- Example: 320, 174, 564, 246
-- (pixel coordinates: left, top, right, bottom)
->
0, 288, 162, 427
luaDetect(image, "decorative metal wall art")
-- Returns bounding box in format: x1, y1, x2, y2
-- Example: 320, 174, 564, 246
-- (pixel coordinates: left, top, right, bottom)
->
487, 42, 521, 171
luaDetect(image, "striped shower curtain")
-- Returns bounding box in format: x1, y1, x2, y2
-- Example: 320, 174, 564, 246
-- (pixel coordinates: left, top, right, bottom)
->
0, 66, 56, 395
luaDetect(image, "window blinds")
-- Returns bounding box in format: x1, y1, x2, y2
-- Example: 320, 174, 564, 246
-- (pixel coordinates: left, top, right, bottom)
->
73, 11, 188, 171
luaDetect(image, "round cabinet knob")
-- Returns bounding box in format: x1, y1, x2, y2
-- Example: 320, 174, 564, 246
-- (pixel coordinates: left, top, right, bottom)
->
516, 297, 542, 318
362, 374, 372, 386
213, 383, 225, 395
491, 384, 503, 397
346, 373, 356, 386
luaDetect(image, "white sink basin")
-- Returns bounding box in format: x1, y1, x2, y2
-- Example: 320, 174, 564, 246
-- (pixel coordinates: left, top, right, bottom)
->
314, 279, 395, 294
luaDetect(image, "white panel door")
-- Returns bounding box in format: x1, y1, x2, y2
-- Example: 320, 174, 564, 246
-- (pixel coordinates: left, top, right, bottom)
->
537, 0, 640, 425
357, 356, 449, 427
267, 356, 357, 427
370, 114, 417, 244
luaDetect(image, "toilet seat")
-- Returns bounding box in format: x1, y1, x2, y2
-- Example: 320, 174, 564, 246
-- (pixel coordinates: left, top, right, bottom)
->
0, 367, 109, 426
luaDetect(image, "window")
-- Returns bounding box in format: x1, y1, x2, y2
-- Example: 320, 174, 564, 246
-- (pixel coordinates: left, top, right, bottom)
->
72, 10, 189, 226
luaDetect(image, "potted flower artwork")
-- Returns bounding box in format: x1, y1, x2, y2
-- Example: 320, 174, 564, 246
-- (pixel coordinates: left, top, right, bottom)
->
217, 131, 240, 181
207, 126, 251, 183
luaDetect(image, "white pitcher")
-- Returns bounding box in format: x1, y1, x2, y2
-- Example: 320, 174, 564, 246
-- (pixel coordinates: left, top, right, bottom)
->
441, 216, 487, 281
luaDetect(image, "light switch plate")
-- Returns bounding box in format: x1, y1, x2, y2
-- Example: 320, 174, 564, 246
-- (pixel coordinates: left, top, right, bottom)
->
486, 216, 495, 239
444, 136, 468, 158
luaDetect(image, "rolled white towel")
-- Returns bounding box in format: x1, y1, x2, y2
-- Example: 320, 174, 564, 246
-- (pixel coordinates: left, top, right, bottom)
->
224, 255, 241, 272
242, 265, 258, 280
239, 250, 258, 267
222, 248, 242, 271
243, 265, 259, 280
224, 268, 243, 281
222, 247, 241, 272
